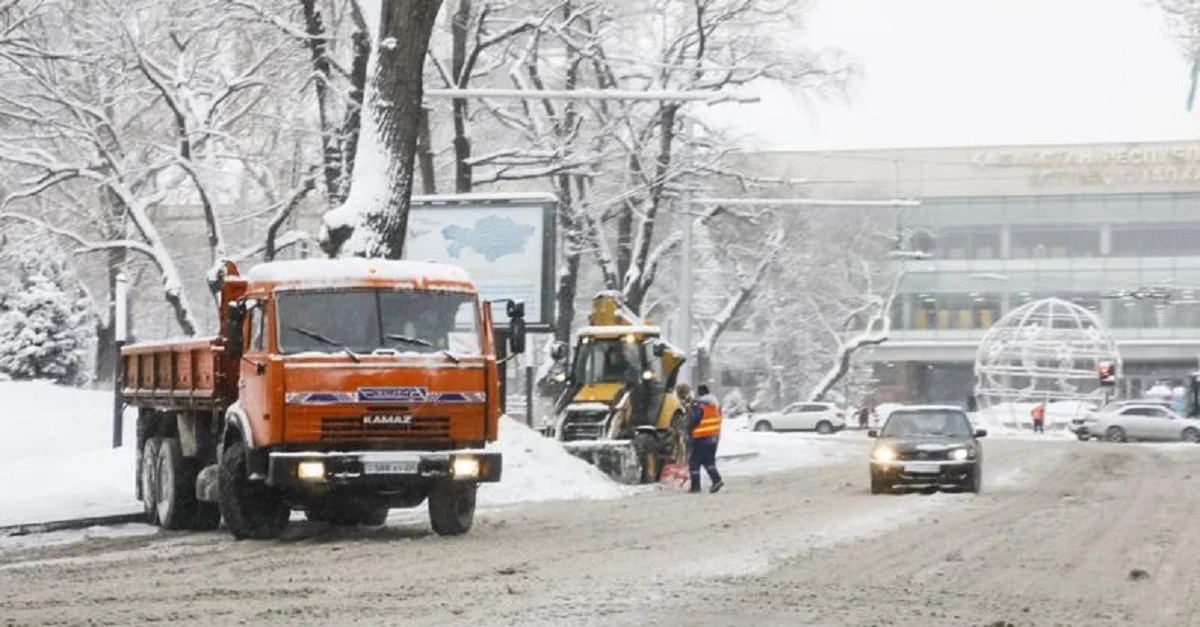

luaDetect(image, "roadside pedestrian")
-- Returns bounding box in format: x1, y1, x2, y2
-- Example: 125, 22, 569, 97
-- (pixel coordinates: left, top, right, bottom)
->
1031, 401, 1046, 434
856, 405, 870, 429
687, 384, 724, 493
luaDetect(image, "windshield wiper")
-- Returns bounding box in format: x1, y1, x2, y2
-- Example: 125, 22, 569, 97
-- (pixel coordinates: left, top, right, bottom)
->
386, 333, 432, 348
385, 334, 462, 363
288, 326, 360, 363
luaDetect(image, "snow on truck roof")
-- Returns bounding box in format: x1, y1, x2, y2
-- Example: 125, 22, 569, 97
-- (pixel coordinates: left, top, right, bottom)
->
245, 258, 475, 288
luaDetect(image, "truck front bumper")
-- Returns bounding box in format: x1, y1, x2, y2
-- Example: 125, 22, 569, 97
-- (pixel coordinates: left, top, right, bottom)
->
267, 449, 502, 489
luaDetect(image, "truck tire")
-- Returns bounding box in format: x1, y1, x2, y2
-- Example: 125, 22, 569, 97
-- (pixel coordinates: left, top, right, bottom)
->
428, 483, 477, 536
218, 441, 288, 540
140, 438, 162, 524
156, 438, 199, 530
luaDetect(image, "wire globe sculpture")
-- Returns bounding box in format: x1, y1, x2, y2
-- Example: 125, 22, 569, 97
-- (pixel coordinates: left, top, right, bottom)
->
973, 298, 1121, 429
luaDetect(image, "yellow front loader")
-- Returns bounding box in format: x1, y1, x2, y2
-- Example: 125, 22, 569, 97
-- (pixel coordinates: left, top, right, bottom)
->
550, 292, 688, 484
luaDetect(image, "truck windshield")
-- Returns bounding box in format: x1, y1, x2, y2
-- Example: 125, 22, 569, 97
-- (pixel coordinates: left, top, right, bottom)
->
276, 289, 481, 356
572, 338, 642, 385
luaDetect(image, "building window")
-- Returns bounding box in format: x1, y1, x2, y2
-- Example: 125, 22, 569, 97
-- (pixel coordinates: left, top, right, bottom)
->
931, 226, 1002, 259
1111, 223, 1200, 257
1010, 227, 1100, 258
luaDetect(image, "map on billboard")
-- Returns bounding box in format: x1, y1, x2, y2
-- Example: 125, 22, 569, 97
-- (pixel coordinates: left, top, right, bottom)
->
405, 193, 557, 328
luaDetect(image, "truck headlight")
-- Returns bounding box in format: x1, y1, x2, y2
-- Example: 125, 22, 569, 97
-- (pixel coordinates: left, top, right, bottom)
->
872, 447, 896, 462
453, 457, 480, 479
297, 460, 325, 480
951, 448, 971, 461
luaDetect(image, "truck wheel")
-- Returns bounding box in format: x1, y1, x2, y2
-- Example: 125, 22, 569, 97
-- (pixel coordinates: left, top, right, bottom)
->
140, 438, 162, 524
428, 483, 477, 536
218, 441, 288, 540
156, 438, 199, 530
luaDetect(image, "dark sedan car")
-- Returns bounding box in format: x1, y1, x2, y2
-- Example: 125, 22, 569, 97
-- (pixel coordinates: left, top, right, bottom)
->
868, 406, 987, 494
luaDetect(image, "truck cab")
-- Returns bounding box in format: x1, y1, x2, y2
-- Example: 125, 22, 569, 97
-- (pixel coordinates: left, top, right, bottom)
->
123, 258, 525, 539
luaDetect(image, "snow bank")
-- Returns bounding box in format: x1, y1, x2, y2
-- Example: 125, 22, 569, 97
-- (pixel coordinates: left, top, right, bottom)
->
480, 418, 628, 505
716, 430, 862, 477
0, 381, 140, 527
974, 400, 1096, 430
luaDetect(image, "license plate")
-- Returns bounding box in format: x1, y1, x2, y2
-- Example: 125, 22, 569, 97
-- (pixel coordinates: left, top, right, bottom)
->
904, 462, 940, 474
363, 459, 420, 475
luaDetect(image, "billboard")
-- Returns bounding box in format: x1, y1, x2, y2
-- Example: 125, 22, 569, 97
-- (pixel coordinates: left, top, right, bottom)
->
405, 193, 557, 329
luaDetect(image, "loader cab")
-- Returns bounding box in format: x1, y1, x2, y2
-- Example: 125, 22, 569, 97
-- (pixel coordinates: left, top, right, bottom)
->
565, 331, 683, 429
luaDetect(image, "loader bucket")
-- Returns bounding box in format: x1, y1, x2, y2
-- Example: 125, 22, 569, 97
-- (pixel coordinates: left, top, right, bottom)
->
561, 440, 641, 485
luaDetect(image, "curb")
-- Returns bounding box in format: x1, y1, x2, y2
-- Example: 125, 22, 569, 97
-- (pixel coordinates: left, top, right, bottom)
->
0, 513, 146, 538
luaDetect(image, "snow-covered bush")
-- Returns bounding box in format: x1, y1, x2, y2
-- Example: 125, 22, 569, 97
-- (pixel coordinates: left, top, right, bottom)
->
0, 249, 93, 385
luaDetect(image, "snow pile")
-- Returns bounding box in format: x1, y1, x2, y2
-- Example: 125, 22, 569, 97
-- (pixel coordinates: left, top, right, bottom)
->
480, 417, 628, 505
715, 430, 862, 477
0, 381, 139, 527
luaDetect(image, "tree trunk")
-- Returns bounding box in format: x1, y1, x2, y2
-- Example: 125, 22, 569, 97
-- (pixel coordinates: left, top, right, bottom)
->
450, 0, 472, 193
301, 0, 342, 202
693, 346, 712, 388
417, 106, 437, 194
334, 28, 372, 206
321, 0, 444, 259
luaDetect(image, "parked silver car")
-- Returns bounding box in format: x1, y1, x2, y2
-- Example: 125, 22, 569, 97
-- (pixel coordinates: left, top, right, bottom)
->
1085, 404, 1200, 443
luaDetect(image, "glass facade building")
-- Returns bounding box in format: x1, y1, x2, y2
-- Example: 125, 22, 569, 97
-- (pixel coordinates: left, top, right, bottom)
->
734, 141, 1200, 405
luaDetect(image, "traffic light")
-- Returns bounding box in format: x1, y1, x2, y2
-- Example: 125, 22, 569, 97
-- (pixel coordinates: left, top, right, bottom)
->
1098, 361, 1116, 387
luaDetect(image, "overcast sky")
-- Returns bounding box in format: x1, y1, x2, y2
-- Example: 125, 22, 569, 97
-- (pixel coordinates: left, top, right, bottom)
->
713, 0, 1200, 150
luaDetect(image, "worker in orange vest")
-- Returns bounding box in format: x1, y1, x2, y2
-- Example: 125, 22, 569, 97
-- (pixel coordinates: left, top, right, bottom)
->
1031, 402, 1046, 434
686, 384, 724, 493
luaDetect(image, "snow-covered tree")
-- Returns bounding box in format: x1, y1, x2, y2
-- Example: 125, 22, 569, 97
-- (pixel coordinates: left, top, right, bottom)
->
319, 0, 444, 259
0, 245, 92, 385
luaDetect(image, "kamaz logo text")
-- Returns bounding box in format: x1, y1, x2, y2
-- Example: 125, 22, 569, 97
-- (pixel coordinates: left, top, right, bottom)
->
363, 415, 413, 426
358, 387, 428, 402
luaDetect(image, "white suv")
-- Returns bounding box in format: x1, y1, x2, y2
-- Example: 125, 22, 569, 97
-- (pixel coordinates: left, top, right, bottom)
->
750, 402, 846, 434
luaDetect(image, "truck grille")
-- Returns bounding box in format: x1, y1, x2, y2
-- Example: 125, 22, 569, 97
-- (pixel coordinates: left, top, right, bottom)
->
320, 416, 451, 441
560, 412, 608, 442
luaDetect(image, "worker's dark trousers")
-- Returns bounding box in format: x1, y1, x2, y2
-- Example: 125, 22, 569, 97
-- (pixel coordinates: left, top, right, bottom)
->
689, 437, 721, 491
1033, 420, 1044, 434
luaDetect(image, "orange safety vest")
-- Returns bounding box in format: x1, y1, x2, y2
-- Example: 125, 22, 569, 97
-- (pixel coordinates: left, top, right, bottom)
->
1032, 404, 1045, 421
692, 403, 723, 439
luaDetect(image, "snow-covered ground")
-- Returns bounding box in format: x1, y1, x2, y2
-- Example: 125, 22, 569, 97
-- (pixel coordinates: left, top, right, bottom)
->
0, 381, 140, 527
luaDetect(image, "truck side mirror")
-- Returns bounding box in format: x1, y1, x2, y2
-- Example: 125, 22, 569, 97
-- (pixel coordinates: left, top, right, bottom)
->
225, 301, 246, 359
506, 300, 526, 354
652, 342, 665, 357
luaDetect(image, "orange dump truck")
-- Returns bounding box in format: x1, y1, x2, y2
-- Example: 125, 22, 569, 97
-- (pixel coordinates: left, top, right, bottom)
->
120, 258, 526, 539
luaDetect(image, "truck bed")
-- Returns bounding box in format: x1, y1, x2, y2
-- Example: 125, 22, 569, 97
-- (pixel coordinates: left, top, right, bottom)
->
121, 338, 230, 410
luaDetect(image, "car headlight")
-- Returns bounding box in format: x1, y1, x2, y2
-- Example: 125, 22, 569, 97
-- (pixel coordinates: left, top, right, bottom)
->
950, 448, 971, 461
872, 447, 896, 462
